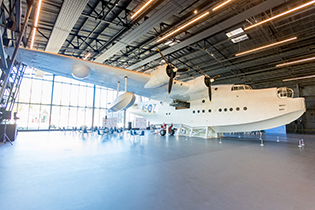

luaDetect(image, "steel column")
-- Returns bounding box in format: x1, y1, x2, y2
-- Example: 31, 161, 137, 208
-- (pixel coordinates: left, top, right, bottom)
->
15, 0, 21, 33
91, 84, 96, 128
48, 75, 55, 130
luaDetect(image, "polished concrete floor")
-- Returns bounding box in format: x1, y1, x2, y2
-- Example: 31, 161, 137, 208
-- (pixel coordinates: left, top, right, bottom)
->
1, 131, 315, 210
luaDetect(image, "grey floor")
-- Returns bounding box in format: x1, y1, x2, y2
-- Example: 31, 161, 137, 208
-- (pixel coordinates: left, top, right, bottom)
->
1, 131, 315, 210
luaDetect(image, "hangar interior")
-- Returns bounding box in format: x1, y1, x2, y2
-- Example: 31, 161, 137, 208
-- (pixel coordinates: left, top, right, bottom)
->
0, 0, 315, 132
1, 1, 315, 210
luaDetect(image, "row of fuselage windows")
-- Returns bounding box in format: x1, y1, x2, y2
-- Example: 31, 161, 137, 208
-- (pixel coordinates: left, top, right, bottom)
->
192, 107, 248, 114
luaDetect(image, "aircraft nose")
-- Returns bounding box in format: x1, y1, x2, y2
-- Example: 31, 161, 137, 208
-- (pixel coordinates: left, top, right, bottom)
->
294, 97, 306, 111
301, 98, 306, 109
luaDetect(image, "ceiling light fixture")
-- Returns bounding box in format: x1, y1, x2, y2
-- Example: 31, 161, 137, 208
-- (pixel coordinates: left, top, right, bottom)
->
164, 40, 173, 45
231, 34, 248, 43
157, 11, 210, 42
83, 52, 91, 60
276, 56, 315, 67
169, 40, 181, 46
131, 0, 154, 19
235, 37, 297, 56
164, 39, 180, 46
226, 28, 244, 38
213, 0, 233, 11
244, 0, 315, 31
283, 75, 315, 82
30, 0, 43, 49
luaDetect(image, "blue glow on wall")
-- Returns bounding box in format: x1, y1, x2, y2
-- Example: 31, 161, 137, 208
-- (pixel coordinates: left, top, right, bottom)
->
265, 125, 286, 134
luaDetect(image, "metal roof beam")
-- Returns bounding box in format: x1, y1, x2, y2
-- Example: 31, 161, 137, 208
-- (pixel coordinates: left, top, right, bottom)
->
45, 0, 89, 53
81, 13, 123, 26
94, 0, 192, 63
128, 0, 287, 70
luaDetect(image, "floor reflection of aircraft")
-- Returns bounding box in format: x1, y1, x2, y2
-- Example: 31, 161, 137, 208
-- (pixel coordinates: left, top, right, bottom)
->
7, 48, 305, 138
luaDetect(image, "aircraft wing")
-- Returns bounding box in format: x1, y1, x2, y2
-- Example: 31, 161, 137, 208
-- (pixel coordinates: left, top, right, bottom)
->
7, 48, 157, 98
6, 48, 208, 102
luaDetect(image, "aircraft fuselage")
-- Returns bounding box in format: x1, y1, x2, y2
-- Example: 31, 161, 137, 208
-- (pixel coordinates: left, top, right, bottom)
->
129, 84, 305, 133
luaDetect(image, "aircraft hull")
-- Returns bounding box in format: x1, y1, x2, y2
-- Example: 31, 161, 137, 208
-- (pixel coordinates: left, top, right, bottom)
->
210, 109, 305, 133
131, 105, 305, 133
129, 86, 306, 133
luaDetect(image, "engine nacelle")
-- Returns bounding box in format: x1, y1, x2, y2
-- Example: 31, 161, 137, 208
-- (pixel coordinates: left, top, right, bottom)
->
72, 63, 90, 79
193, 76, 208, 91
108, 92, 136, 112
144, 65, 170, 88
183, 75, 208, 95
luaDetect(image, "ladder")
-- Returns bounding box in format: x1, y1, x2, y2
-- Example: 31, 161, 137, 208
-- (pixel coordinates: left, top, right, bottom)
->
0, 63, 26, 116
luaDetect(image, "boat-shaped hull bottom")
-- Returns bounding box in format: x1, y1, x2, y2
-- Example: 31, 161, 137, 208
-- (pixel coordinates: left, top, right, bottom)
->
210, 110, 305, 133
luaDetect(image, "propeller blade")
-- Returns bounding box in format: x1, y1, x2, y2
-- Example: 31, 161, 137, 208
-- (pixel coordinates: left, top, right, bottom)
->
168, 71, 176, 94
166, 64, 174, 77
213, 75, 220, 80
158, 49, 169, 65
198, 65, 218, 101
197, 66, 206, 76
208, 82, 212, 102
204, 76, 212, 102
157, 49, 187, 95
177, 68, 189, 72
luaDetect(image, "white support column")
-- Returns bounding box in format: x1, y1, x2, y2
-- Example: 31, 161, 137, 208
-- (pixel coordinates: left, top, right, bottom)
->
205, 127, 209, 139
124, 76, 127, 92
177, 124, 182, 136
116, 81, 120, 97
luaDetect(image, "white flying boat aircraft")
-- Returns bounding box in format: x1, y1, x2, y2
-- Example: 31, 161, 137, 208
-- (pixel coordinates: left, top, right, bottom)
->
7, 48, 305, 137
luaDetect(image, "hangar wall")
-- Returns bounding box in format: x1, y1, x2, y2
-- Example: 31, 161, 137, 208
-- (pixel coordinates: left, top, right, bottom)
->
286, 84, 315, 134
13, 67, 139, 130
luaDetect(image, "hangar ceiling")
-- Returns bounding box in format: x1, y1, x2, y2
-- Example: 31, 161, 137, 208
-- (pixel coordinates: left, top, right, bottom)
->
3, 0, 315, 89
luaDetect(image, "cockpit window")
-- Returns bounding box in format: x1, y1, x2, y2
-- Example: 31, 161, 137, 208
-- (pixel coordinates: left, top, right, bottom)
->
231, 85, 252, 91
245, 85, 252, 90
277, 87, 294, 98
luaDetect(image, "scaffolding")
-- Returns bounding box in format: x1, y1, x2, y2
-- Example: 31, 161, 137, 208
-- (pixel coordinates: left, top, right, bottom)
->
0, 0, 34, 123
1, 63, 26, 112
177, 124, 219, 139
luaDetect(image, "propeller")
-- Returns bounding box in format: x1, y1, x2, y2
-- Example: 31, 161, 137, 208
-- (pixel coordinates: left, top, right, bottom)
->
158, 49, 189, 94
197, 66, 220, 102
